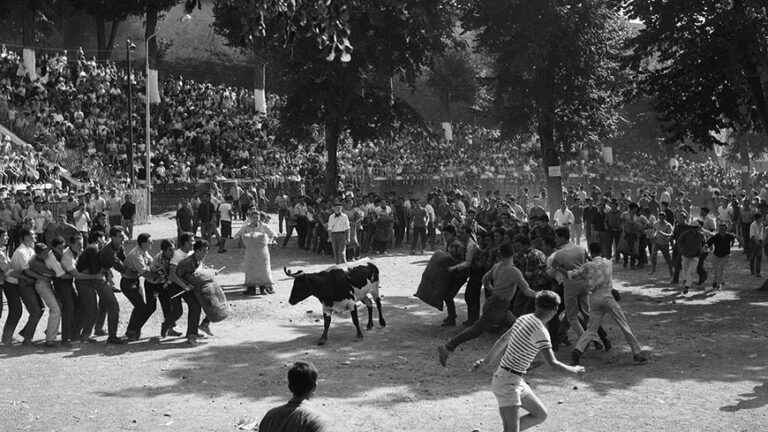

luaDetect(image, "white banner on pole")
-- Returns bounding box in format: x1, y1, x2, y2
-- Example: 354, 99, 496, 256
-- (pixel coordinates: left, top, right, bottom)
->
17, 48, 37, 80
602, 146, 613, 165
441, 122, 453, 142
254, 88, 267, 115
148, 68, 161, 103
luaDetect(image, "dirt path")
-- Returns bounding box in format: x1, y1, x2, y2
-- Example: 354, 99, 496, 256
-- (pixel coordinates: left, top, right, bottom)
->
1, 217, 767, 431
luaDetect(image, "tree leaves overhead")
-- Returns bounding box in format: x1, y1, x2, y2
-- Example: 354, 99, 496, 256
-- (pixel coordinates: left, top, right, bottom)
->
462, 0, 629, 156
232, 0, 449, 140
626, 0, 768, 149
427, 48, 478, 112
212, 0, 357, 62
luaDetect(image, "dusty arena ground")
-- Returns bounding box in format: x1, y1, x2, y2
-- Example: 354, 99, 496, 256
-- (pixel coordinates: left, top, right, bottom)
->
1, 216, 767, 432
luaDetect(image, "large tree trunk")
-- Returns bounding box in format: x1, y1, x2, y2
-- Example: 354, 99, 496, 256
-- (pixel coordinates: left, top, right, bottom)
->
20, 1, 36, 80
253, 40, 267, 115
325, 118, 341, 197
734, 0, 768, 133
145, 6, 161, 103
538, 65, 561, 216
96, 15, 106, 61
104, 20, 121, 62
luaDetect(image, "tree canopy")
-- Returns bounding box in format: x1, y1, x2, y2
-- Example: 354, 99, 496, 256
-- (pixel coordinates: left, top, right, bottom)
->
225, 0, 456, 194
627, 0, 768, 149
462, 0, 630, 210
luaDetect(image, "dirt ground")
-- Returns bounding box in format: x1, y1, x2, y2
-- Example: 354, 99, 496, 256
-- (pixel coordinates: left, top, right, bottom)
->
1, 216, 767, 432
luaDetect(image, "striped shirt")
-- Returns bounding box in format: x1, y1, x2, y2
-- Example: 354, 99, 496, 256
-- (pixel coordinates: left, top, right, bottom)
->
497, 314, 552, 373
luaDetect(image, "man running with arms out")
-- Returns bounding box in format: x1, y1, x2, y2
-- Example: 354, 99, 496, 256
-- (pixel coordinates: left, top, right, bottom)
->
569, 243, 648, 366
437, 242, 538, 367
472, 291, 584, 432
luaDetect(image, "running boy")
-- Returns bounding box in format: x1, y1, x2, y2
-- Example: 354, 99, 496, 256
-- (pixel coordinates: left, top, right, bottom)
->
472, 291, 584, 432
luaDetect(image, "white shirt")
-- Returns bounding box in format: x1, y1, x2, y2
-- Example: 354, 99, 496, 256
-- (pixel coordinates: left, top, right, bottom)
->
717, 205, 733, 223
6, 243, 35, 284
218, 202, 232, 222
660, 191, 671, 204
327, 212, 350, 233
553, 208, 575, 227
170, 249, 193, 266
61, 248, 77, 273
73, 209, 90, 232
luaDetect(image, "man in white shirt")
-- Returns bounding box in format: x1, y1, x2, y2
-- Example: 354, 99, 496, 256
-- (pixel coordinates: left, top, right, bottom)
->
327, 202, 350, 264
552, 201, 575, 229
218, 197, 233, 253
717, 198, 733, 228
73, 202, 91, 235
91, 192, 107, 215
4, 229, 44, 345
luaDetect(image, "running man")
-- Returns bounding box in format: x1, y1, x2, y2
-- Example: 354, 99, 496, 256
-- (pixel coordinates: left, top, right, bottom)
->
437, 242, 537, 366
472, 290, 584, 432
569, 242, 649, 365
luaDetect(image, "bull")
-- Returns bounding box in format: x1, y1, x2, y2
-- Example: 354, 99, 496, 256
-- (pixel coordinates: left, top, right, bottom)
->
285, 262, 386, 345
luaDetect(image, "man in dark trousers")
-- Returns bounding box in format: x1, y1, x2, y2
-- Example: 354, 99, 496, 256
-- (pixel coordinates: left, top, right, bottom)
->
197, 193, 217, 242
96, 226, 127, 344
121, 194, 136, 240
259, 362, 330, 432
170, 239, 211, 345
175, 199, 194, 245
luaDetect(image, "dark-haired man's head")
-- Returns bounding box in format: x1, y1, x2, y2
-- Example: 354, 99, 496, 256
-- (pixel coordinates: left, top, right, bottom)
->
109, 226, 126, 247
193, 239, 209, 260
137, 233, 152, 251
499, 242, 515, 259
287, 362, 319, 400
88, 231, 105, 246
179, 232, 195, 250
51, 236, 66, 253
19, 228, 34, 246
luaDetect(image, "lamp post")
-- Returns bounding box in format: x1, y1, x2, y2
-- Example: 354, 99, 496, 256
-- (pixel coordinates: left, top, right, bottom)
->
145, 31, 158, 217
126, 40, 136, 185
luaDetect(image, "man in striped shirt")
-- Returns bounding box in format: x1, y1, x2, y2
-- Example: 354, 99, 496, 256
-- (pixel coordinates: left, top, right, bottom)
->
473, 291, 584, 432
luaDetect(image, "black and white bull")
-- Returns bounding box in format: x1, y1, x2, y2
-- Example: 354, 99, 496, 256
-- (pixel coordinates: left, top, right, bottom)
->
285, 262, 386, 345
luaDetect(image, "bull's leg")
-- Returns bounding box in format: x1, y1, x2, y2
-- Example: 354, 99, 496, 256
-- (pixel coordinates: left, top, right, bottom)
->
366, 304, 374, 330
351, 306, 364, 340
318, 313, 331, 346
375, 296, 386, 327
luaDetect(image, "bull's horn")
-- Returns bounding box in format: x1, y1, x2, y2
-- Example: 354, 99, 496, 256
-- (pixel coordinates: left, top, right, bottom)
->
284, 267, 303, 277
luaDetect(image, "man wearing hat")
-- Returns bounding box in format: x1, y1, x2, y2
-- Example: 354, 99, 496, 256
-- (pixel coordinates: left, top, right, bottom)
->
327, 201, 350, 264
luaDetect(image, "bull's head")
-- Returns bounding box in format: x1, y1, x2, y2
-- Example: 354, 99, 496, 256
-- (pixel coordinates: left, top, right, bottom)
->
285, 267, 312, 305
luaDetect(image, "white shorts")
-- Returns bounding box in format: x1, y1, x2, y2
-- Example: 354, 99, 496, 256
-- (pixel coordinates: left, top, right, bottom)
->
491, 369, 532, 408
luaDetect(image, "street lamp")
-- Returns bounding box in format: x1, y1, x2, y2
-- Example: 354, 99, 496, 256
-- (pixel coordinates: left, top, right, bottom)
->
126, 40, 137, 186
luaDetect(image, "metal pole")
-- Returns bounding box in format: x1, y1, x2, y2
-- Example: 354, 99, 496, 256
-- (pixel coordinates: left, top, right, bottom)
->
127, 41, 134, 186
145, 34, 154, 217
